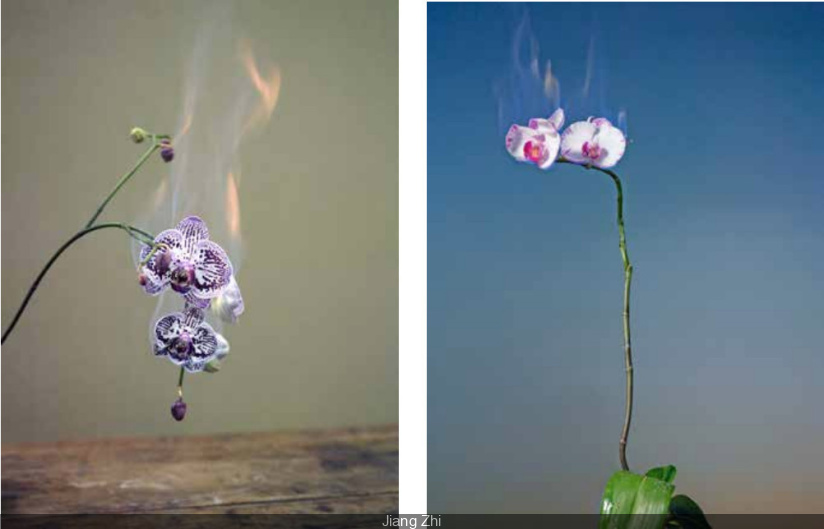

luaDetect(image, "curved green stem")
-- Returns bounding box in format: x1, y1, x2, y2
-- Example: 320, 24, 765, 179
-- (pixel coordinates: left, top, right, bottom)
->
558, 158, 634, 472
84, 143, 159, 229
1, 223, 156, 345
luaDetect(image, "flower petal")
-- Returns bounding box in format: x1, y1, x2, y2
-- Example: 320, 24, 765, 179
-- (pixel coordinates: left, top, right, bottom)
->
560, 120, 598, 164
215, 332, 230, 361
191, 322, 218, 360
177, 216, 210, 254
537, 131, 561, 170
212, 275, 244, 323
529, 108, 565, 133
505, 125, 536, 162
185, 291, 211, 309
191, 240, 233, 298
182, 307, 205, 330
154, 312, 184, 346
593, 123, 627, 168
183, 358, 210, 373
139, 229, 183, 291
548, 108, 565, 131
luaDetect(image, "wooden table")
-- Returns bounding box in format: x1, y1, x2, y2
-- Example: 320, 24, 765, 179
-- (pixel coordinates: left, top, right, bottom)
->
1, 425, 398, 515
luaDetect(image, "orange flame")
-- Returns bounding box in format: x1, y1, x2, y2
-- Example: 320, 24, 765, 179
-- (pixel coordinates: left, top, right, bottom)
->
240, 40, 281, 133
226, 172, 241, 238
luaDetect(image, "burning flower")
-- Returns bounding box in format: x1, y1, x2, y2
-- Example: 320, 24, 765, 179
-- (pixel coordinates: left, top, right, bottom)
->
153, 306, 220, 373
138, 216, 233, 308
560, 117, 627, 169
505, 108, 564, 170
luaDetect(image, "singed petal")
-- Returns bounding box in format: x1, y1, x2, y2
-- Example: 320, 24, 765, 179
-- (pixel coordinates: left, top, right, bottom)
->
215, 333, 230, 361
212, 275, 244, 324
191, 240, 233, 298
154, 312, 184, 346
548, 108, 565, 131
593, 123, 627, 169
177, 216, 210, 254
191, 322, 218, 360
560, 120, 598, 164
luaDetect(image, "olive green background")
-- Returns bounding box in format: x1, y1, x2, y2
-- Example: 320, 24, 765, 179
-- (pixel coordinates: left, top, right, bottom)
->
2, 0, 398, 442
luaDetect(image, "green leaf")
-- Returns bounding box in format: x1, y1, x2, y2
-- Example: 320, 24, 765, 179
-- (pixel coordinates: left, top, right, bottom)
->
626, 476, 675, 529
645, 465, 678, 484
600, 471, 644, 529
668, 495, 712, 529
600, 469, 677, 529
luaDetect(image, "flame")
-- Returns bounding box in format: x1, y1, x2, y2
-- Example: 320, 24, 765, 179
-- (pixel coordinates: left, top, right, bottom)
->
226, 172, 241, 238
240, 40, 281, 133
178, 113, 194, 139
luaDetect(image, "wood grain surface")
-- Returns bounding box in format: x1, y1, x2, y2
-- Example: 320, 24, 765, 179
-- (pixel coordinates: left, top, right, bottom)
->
1, 425, 398, 515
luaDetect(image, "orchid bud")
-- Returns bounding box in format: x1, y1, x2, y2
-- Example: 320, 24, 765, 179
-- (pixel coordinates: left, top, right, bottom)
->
171, 398, 187, 421
130, 127, 147, 143
160, 138, 174, 163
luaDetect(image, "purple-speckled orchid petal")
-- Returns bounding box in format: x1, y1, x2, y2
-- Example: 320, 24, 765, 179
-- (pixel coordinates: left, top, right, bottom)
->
592, 122, 626, 169
506, 123, 560, 170
177, 216, 210, 255
139, 229, 183, 292
560, 120, 598, 164
184, 291, 211, 310
183, 306, 205, 329
154, 312, 184, 346
183, 358, 210, 373
191, 322, 218, 360
191, 240, 233, 299
140, 273, 165, 295
212, 275, 244, 324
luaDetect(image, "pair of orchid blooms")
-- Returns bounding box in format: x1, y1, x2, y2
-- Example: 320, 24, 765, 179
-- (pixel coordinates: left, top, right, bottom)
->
138, 215, 244, 376
505, 108, 626, 170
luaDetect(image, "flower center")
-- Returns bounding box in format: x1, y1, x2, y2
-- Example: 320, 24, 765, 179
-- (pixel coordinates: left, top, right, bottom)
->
523, 141, 545, 164
582, 141, 602, 161
170, 333, 192, 360
170, 264, 194, 294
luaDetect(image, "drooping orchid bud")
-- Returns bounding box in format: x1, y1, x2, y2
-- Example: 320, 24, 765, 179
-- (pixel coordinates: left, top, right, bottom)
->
171, 398, 187, 421
160, 138, 175, 163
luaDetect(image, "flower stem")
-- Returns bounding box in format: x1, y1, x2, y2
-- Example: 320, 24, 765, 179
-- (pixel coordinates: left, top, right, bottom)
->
558, 158, 634, 472
1, 223, 155, 345
177, 367, 185, 398
84, 142, 159, 229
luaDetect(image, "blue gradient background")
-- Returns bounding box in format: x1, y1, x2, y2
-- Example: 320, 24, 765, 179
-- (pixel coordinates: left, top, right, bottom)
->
428, 3, 824, 514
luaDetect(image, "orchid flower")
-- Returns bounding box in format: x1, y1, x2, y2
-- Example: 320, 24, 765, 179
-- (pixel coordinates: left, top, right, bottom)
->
153, 306, 220, 373
505, 108, 565, 170
138, 216, 233, 308
211, 274, 245, 324
560, 117, 627, 169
